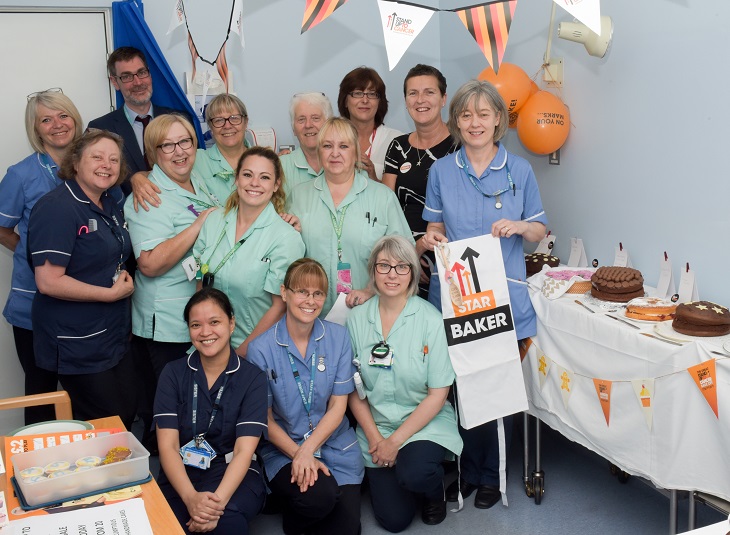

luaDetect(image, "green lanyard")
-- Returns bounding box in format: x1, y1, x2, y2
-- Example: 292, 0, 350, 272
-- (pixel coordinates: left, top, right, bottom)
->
328, 204, 349, 261
202, 223, 247, 275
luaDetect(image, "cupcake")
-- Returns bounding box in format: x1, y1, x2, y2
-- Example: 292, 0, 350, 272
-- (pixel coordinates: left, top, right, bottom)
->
44, 461, 70, 474
19, 466, 44, 479
76, 456, 102, 468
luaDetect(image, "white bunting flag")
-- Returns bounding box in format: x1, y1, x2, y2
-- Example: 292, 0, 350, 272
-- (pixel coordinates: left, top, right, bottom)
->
229, 0, 245, 49
552, 0, 601, 35
631, 379, 655, 430
557, 365, 574, 409
167, 0, 185, 35
537, 353, 552, 390
377, 1, 435, 71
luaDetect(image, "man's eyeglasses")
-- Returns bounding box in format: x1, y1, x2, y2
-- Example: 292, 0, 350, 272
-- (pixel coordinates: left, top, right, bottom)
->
287, 287, 326, 301
349, 91, 380, 100
27, 87, 63, 101
210, 114, 245, 128
157, 137, 193, 154
375, 263, 411, 275
114, 68, 150, 83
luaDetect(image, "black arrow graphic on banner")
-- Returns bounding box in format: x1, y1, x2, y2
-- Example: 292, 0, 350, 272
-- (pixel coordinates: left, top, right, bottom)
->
461, 247, 481, 294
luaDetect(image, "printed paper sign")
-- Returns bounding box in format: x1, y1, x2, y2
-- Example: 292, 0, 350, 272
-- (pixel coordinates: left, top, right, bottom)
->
534, 233, 556, 255
677, 265, 699, 303
687, 359, 718, 418
435, 235, 527, 428
567, 237, 587, 267
377, 1, 435, 70
654, 254, 675, 299
593, 378, 612, 425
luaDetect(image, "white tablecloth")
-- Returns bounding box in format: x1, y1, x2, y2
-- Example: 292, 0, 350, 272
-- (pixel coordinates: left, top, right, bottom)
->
523, 288, 730, 501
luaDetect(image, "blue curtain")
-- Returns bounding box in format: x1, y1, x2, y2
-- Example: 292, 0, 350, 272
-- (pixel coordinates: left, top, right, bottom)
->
112, 0, 204, 145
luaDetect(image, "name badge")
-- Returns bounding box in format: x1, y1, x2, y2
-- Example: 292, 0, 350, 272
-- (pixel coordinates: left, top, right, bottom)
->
336, 261, 352, 294
301, 429, 321, 458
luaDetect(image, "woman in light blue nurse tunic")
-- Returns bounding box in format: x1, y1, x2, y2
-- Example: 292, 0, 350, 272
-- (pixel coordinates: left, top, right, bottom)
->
194, 146, 304, 358
347, 235, 462, 532
248, 258, 363, 535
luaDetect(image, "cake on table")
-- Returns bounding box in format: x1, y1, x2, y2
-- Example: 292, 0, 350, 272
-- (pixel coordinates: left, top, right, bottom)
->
672, 301, 730, 337
590, 266, 644, 303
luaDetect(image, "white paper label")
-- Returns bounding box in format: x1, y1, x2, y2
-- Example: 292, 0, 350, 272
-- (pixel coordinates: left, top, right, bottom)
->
534, 234, 556, 255
677, 266, 699, 303
567, 238, 587, 267
654, 256, 675, 299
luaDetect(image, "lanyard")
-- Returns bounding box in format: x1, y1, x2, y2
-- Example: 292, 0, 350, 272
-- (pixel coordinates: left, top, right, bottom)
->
203, 222, 247, 275
287, 350, 317, 430
192, 373, 229, 444
96, 207, 126, 266
38, 153, 60, 185
460, 147, 514, 199
328, 204, 349, 261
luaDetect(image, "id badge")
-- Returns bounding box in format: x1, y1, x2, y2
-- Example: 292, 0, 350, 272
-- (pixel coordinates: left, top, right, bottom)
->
301, 429, 322, 458
180, 440, 212, 470
336, 261, 352, 294
369, 348, 393, 368
112, 264, 122, 284
182, 256, 200, 282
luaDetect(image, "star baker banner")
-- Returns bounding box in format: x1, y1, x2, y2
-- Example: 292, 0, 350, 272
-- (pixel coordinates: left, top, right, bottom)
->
377, 1, 436, 71
301, 0, 348, 33
456, 0, 517, 74
435, 236, 527, 429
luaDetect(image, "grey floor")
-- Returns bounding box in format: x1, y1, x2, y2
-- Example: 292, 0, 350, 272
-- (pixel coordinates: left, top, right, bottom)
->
142, 421, 726, 534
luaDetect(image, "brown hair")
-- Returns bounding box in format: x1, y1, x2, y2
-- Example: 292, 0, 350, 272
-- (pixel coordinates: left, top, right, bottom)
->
107, 46, 148, 77
337, 67, 389, 128
283, 258, 329, 295
224, 146, 286, 214
58, 129, 128, 188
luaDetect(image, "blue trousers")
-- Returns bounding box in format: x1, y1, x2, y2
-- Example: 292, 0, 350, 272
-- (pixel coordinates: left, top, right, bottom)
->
366, 440, 446, 533
459, 414, 513, 487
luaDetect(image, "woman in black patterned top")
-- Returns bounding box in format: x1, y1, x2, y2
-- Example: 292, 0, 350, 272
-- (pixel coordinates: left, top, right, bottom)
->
383, 65, 458, 300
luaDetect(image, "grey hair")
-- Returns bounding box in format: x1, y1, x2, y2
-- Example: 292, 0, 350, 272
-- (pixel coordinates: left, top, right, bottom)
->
289, 92, 334, 129
447, 79, 508, 145
367, 235, 420, 297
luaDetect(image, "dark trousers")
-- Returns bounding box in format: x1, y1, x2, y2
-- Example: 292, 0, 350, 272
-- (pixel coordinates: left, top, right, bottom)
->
58, 349, 136, 430
13, 326, 58, 424
459, 414, 513, 487
268, 464, 361, 535
366, 440, 446, 533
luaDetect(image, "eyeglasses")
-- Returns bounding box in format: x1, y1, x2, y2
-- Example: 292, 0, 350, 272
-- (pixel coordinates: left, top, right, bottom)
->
27, 87, 63, 101
209, 114, 245, 128
287, 287, 326, 301
157, 137, 193, 154
375, 263, 411, 275
349, 90, 380, 100
114, 68, 150, 83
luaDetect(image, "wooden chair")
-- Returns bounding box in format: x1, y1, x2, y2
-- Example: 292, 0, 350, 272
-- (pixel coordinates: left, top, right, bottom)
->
0, 391, 73, 421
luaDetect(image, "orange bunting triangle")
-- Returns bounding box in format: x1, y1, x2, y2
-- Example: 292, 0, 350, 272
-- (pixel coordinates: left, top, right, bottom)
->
302, 0, 348, 33
456, 0, 517, 73
687, 359, 719, 418
593, 378, 612, 426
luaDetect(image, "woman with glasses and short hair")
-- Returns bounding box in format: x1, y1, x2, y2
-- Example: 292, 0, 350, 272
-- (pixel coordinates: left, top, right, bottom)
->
337, 67, 402, 181
124, 114, 220, 381
193, 146, 304, 358
0, 88, 85, 424
248, 258, 363, 535
346, 235, 462, 532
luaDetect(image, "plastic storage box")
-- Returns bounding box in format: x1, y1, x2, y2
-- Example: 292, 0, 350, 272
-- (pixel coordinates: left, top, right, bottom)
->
11, 431, 150, 507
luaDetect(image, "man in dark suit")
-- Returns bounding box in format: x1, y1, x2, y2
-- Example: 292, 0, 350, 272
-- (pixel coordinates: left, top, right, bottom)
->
88, 46, 178, 196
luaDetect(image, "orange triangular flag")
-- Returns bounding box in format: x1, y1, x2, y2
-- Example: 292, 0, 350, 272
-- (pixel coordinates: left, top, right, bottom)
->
456, 0, 517, 73
593, 378, 612, 425
687, 359, 719, 418
302, 0, 348, 33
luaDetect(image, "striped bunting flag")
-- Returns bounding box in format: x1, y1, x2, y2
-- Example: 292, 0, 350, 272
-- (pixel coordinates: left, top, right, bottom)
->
456, 1, 517, 73
301, 0, 349, 33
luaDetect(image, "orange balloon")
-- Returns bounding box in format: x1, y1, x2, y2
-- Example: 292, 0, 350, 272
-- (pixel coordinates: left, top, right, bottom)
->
509, 81, 539, 128
477, 63, 532, 120
516, 91, 570, 155
529, 80, 540, 96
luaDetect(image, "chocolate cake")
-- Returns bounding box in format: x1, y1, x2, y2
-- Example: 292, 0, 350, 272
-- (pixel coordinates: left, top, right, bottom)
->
672, 301, 730, 337
590, 266, 644, 302
525, 253, 560, 276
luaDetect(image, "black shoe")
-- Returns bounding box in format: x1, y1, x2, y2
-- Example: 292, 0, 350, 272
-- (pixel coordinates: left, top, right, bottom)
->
446, 477, 478, 502
422, 499, 447, 525
474, 485, 501, 509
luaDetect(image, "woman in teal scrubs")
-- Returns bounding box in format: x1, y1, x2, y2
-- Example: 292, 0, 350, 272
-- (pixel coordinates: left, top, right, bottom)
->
193, 146, 304, 357
289, 117, 413, 316
347, 235, 461, 531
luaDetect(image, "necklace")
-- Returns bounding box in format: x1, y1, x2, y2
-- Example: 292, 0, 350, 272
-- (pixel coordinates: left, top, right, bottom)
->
413, 133, 428, 166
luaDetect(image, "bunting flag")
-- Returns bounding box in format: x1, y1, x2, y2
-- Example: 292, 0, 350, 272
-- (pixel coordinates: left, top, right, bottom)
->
687, 359, 719, 418
456, 0, 517, 73
593, 378, 612, 426
537, 353, 552, 390
376, 1, 436, 71
301, 0, 349, 33
552, 0, 601, 35
557, 365, 574, 409
167, 0, 185, 35
631, 379, 655, 430
229, 0, 245, 49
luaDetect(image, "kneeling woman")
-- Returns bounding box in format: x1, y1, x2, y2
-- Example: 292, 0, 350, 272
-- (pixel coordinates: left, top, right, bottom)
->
248, 259, 364, 535
347, 235, 462, 532
154, 288, 267, 534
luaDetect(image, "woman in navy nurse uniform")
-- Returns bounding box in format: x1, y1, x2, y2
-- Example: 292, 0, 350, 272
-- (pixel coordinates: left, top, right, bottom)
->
248, 258, 363, 535
154, 288, 267, 534
28, 129, 136, 428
